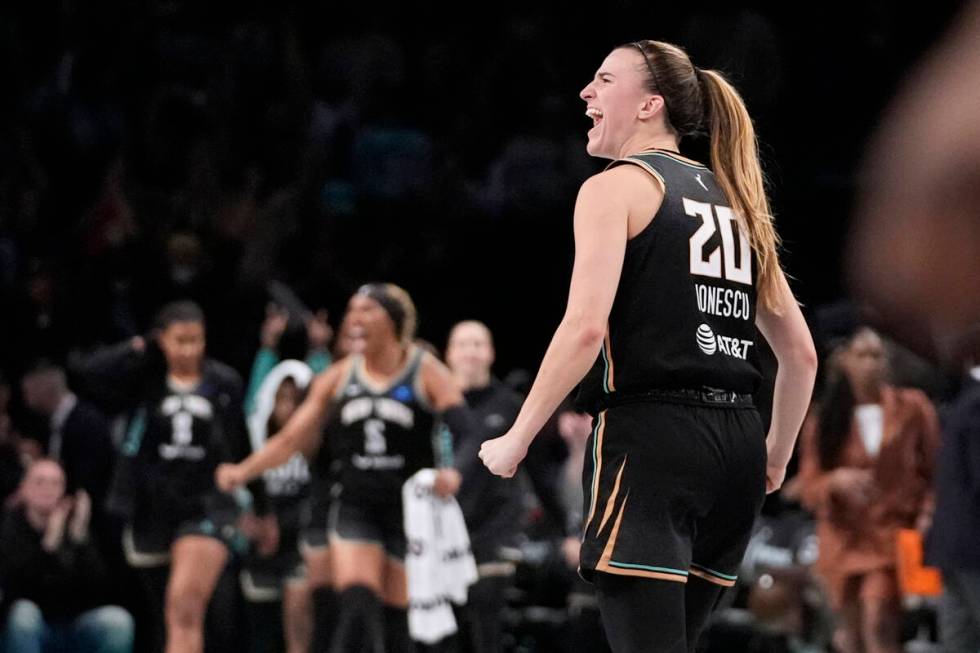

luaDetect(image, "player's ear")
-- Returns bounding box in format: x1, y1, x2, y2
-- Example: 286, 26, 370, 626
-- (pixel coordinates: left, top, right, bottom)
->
638, 94, 665, 121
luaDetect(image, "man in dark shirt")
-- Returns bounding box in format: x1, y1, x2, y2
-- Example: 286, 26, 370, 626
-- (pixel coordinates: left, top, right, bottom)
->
20, 362, 115, 515
926, 331, 980, 652
0, 458, 133, 652
447, 321, 574, 653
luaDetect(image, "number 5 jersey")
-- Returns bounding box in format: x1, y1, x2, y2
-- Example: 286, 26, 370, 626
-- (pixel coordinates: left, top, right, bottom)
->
325, 346, 450, 504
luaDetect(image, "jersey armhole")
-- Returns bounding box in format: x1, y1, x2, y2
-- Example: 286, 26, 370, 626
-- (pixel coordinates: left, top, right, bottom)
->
331, 357, 358, 401
609, 158, 667, 242
413, 351, 435, 413
606, 157, 667, 194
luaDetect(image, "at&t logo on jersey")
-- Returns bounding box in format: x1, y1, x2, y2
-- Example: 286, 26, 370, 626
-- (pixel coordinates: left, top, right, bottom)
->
696, 323, 754, 360
696, 324, 717, 355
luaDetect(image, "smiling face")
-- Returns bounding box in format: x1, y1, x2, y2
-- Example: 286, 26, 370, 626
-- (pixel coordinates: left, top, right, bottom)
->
446, 321, 494, 385
21, 460, 66, 517
579, 47, 664, 159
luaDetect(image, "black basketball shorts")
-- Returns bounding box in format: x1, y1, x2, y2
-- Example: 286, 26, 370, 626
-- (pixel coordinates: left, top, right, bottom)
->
124, 490, 242, 568
579, 399, 766, 588
327, 492, 406, 561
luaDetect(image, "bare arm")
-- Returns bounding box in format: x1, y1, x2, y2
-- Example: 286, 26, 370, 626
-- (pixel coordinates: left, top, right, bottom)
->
755, 271, 819, 492
421, 354, 466, 413
216, 360, 348, 491
420, 354, 467, 496
480, 167, 639, 477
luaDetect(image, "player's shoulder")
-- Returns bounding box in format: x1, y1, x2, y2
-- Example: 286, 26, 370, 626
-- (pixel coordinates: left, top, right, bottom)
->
581, 160, 665, 202
416, 348, 465, 409
417, 347, 451, 382
585, 161, 653, 186
203, 359, 243, 392
314, 355, 356, 392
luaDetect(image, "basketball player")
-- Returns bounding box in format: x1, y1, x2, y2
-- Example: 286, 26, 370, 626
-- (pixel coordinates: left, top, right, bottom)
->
479, 41, 817, 653
88, 300, 263, 653
216, 283, 471, 652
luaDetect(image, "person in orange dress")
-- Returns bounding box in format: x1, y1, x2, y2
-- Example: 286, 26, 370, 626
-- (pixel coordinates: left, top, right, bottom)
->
797, 326, 940, 653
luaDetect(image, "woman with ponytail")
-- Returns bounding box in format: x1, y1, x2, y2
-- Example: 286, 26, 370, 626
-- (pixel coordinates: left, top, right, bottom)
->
798, 327, 939, 653
479, 40, 817, 652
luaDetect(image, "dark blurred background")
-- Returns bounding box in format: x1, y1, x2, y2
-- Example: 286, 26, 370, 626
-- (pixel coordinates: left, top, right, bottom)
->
0, 0, 968, 381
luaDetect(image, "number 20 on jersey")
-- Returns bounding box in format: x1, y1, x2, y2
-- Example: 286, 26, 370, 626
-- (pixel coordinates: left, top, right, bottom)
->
683, 198, 752, 286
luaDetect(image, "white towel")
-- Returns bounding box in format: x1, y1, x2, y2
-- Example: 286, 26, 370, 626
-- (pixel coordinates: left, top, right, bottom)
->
402, 469, 478, 644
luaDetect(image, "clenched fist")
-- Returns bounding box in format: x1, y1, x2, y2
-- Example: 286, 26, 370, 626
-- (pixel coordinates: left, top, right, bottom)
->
478, 431, 529, 478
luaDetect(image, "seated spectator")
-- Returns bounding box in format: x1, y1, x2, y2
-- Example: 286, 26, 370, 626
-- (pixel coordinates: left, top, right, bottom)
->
0, 458, 133, 653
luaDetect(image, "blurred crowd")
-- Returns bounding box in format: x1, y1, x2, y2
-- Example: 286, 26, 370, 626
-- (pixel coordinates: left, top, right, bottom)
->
1, 295, 979, 652
0, 1, 964, 379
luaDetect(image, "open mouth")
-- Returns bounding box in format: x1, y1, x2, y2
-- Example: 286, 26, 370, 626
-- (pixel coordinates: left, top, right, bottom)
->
586, 107, 604, 132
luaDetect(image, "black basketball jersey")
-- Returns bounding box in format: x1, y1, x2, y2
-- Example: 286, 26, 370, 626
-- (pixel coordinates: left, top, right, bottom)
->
326, 346, 442, 502
578, 150, 762, 412
122, 362, 245, 503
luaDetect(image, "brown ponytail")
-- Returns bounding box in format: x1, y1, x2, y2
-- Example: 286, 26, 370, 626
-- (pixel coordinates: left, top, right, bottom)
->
698, 68, 783, 312
625, 41, 785, 312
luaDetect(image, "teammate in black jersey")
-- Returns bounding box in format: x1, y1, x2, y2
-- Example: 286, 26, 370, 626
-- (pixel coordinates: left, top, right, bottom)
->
479, 41, 817, 653
217, 284, 473, 653
81, 301, 264, 653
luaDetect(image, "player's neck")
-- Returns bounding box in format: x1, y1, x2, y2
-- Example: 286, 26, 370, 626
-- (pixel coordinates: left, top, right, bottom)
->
618, 133, 680, 159
364, 343, 408, 380
168, 371, 202, 388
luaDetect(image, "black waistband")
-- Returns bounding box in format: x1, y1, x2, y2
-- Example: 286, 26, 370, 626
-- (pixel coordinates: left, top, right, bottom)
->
593, 387, 755, 412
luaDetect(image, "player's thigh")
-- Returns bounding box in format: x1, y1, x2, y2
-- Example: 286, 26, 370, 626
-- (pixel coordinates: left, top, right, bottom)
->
329, 537, 385, 593
167, 535, 229, 610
